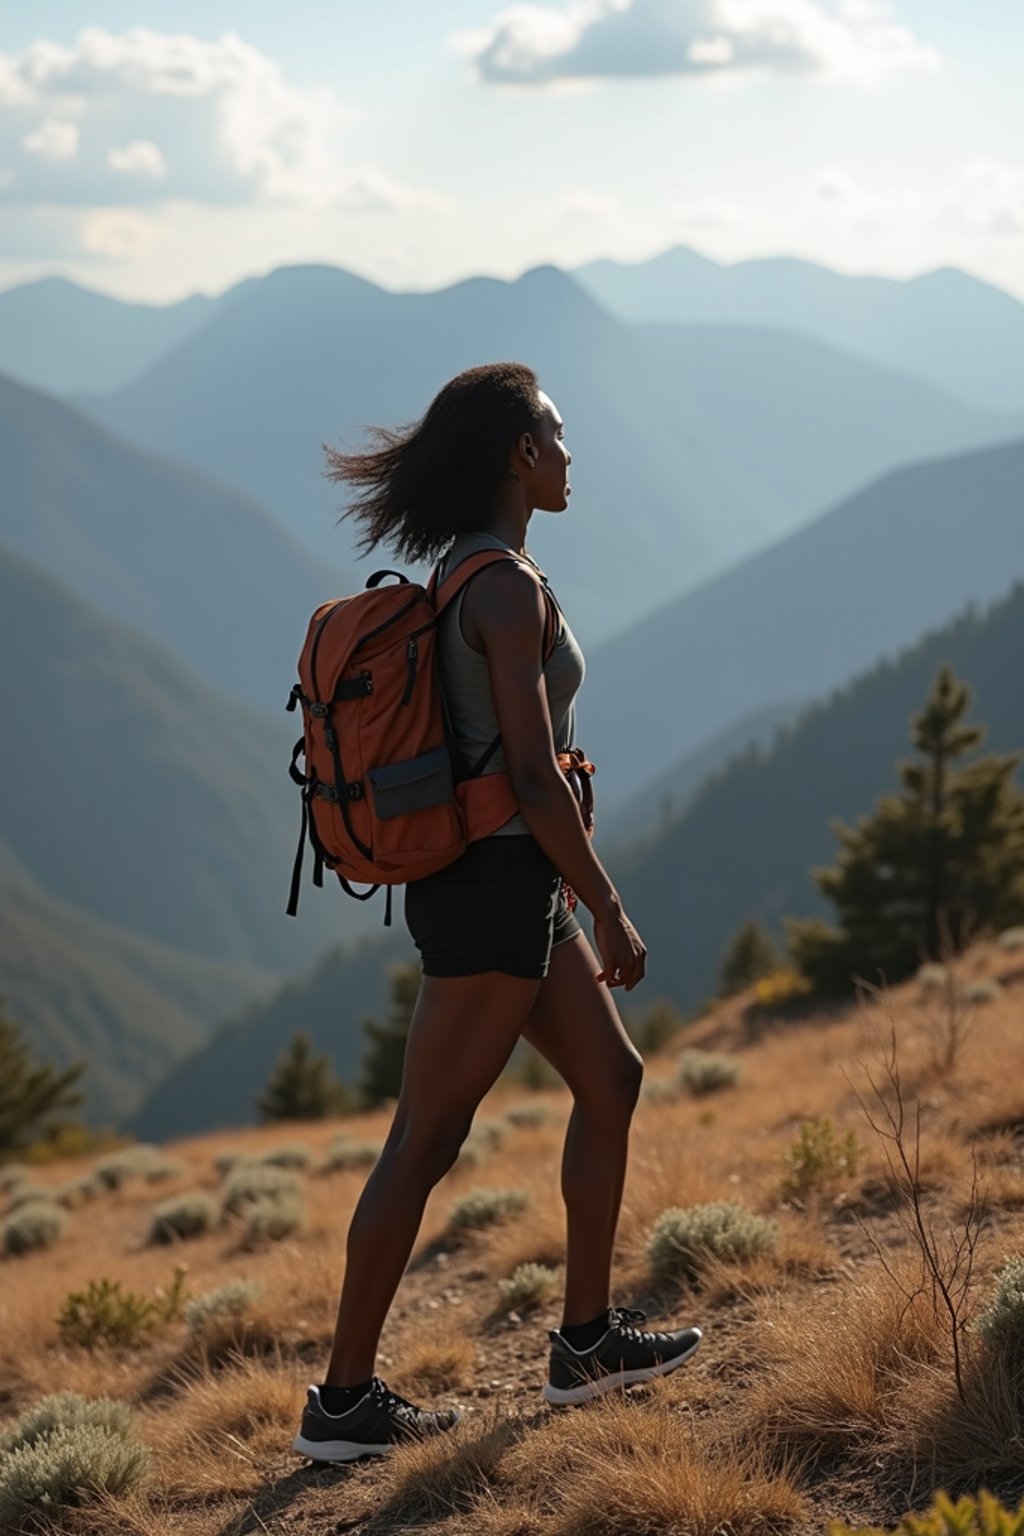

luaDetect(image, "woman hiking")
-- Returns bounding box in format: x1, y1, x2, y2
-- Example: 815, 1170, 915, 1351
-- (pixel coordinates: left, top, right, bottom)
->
292, 361, 702, 1464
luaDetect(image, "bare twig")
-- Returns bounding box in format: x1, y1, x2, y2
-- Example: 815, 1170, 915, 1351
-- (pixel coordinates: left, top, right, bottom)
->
842, 981, 987, 1402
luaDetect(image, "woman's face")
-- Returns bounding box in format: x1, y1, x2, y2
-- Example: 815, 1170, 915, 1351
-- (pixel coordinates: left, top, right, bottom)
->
519, 390, 572, 513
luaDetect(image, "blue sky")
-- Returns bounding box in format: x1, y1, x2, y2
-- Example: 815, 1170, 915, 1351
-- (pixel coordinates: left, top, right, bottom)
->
1, 2, 1022, 302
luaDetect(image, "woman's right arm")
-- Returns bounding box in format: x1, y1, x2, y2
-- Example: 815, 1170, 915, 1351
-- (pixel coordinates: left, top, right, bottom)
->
466, 562, 647, 991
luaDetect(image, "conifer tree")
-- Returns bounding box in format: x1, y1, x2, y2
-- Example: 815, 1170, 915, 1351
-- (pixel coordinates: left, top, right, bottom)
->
788, 666, 1024, 993
358, 964, 420, 1108
0, 1000, 85, 1157
717, 919, 780, 997
256, 1031, 353, 1122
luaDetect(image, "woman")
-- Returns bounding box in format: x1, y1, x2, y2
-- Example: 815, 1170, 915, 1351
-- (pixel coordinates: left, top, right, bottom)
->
292, 362, 702, 1464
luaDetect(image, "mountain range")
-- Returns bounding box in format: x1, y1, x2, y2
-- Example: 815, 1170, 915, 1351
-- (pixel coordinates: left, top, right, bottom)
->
577, 247, 1024, 416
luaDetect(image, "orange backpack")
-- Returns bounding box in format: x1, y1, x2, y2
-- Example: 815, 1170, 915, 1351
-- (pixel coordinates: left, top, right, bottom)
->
285, 550, 560, 924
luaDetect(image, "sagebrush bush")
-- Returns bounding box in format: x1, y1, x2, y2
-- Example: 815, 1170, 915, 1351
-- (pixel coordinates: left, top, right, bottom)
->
916, 961, 951, 993
58, 1278, 159, 1348
221, 1162, 301, 1216
93, 1145, 161, 1190
997, 927, 1024, 953
0, 1422, 149, 1528
257, 1143, 312, 1170
503, 1101, 560, 1129
677, 1048, 741, 1097
322, 1138, 382, 1173
640, 1078, 681, 1106
0, 1164, 30, 1194
148, 1192, 218, 1245
183, 1279, 262, 1332
498, 1262, 560, 1312
471, 1118, 507, 1149
448, 1187, 529, 1234
214, 1150, 245, 1178
0, 1392, 134, 1454
975, 1256, 1024, 1358
143, 1158, 186, 1183
2, 1199, 66, 1257
961, 977, 1004, 1006
828, 1489, 1024, 1535
240, 1192, 303, 1247
55, 1173, 103, 1208
5, 1183, 50, 1212
780, 1117, 861, 1202
647, 1201, 779, 1284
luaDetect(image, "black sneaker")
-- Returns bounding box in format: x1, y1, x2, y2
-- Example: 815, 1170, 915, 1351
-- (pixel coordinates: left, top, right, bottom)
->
292, 1375, 461, 1463
542, 1306, 703, 1407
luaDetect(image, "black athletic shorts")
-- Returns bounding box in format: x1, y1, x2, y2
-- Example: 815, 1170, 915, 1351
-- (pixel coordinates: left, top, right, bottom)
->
403, 834, 582, 979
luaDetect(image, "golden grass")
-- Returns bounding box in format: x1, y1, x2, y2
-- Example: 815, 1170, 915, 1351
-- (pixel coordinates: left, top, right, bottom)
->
3, 939, 1024, 1532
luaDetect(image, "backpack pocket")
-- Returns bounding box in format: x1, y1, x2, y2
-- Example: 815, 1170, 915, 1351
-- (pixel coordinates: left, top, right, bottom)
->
367, 747, 453, 820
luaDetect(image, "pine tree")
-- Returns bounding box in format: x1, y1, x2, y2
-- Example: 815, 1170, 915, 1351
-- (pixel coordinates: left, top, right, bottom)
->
256, 1031, 353, 1122
717, 919, 780, 997
358, 964, 421, 1108
0, 1000, 85, 1157
788, 666, 1024, 993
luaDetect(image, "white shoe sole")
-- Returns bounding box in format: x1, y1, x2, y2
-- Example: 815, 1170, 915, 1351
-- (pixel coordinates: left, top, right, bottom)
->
541, 1330, 702, 1407
292, 1432, 396, 1462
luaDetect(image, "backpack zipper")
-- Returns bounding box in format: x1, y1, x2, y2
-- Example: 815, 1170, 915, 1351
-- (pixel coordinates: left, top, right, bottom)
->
398, 621, 434, 706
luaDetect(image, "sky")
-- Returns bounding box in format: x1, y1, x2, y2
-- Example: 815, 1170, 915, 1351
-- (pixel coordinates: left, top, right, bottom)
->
0, 1, 1022, 304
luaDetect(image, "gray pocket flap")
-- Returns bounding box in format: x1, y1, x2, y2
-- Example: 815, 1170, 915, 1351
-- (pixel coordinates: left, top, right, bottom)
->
367, 747, 453, 820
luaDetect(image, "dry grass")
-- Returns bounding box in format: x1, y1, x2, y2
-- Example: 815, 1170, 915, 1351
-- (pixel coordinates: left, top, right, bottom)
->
3, 938, 1024, 1532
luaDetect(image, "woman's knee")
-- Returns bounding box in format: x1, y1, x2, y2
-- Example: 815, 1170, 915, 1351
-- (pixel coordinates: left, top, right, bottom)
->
574, 1050, 644, 1120
387, 1117, 474, 1185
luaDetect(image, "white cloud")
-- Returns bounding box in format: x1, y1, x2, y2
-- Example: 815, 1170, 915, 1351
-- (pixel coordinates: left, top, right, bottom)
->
108, 138, 167, 179
558, 189, 621, 219
455, 0, 940, 88
22, 117, 79, 161
81, 206, 163, 259
0, 28, 447, 214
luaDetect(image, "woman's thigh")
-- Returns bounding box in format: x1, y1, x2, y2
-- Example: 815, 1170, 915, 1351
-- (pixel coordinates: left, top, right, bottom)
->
520, 931, 644, 1104
388, 971, 542, 1150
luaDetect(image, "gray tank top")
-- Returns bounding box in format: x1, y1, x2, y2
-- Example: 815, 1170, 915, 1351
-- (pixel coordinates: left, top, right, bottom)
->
436, 531, 585, 836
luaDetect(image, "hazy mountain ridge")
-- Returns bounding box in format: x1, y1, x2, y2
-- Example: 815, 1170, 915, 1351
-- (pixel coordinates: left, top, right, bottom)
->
0, 371, 346, 720
580, 435, 1024, 806
0, 540, 354, 976
577, 247, 1024, 416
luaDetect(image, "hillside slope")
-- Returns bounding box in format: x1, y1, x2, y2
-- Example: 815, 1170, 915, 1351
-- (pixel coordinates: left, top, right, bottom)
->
0, 542, 359, 974
0, 372, 342, 719
617, 581, 1024, 1010
581, 436, 1024, 806
0, 840, 276, 1124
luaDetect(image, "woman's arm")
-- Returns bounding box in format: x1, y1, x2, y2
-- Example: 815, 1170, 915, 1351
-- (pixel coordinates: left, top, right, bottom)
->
462, 561, 647, 991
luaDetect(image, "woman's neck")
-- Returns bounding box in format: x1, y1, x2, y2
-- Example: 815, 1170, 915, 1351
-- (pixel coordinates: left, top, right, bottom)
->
482, 491, 532, 554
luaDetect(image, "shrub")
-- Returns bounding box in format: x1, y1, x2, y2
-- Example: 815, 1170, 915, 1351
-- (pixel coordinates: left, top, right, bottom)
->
0, 1164, 31, 1194
975, 1256, 1024, 1358
998, 927, 1024, 953
240, 1192, 304, 1247
93, 1145, 161, 1191
677, 1048, 741, 1097
916, 961, 951, 993
647, 1202, 779, 1285
5, 1183, 51, 1211
143, 1158, 186, 1183
214, 1150, 246, 1178
0, 1422, 149, 1527
961, 977, 1004, 1006
55, 1173, 103, 1208
0, 1392, 134, 1454
780, 1117, 861, 1202
750, 969, 811, 1009
2, 1199, 66, 1256
503, 1101, 560, 1129
323, 1138, 382, 1173
257, 1143, 312, 1170
640, 1078, 681, 1106
221, 1162, 301, 1217
828, 1489, 1024, 1535
58, 1278, 159, 1349
148, 1192, 218, 1245
471, 1118, 506, 1150
498, 1262, 560, 1312
183, 1278, 262, 1333
448, 1188, 529, 1235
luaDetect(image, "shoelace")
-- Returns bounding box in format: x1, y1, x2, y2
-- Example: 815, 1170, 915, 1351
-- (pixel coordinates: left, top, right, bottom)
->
369, 1375, 417, 1421
608, 1305, 664, 1344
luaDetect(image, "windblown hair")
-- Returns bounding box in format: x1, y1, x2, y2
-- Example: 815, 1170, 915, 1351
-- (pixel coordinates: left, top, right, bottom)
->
324, 361, 545, 565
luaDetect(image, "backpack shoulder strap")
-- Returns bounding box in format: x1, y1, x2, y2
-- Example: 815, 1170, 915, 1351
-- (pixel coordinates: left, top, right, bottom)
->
428, 549, 558, 659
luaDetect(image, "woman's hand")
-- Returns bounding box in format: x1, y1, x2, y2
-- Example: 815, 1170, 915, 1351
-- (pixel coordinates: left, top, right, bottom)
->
592, 898, 647, 990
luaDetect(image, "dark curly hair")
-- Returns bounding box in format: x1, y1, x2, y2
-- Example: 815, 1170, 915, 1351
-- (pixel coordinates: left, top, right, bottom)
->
324, 361, 545, 565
